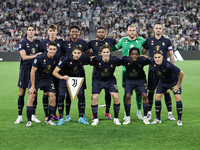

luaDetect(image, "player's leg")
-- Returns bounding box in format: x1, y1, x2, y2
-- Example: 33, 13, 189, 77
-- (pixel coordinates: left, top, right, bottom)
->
123, 93, 131, 125
122, 69, 127, 120
104, 89, 112, 120
57, 83, 67, 125
26, 91, 37, 127
78, 87, 89, 124
31, 95, 41, 123
135, 89, 143, 120
52, 77, 60, 121
164, 90, 175, 121
91, 94, 99, 125
42, 92, 49, 121
14, 87, 26, 124
110, 92, 121, 125
172, 87, 183, 126
65, 89, 71, 122
46, 92, 56, 126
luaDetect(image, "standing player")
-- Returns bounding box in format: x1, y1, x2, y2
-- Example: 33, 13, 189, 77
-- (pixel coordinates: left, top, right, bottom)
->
26, 42, 60, 127
88, 26, 117, 120
39, 24, 63, 121
142, 22, 176, 121
122, 47, 150, 125
90, 44, 121, 126
150, 50, 184, 126
113, 24, 146, 120
61, 25, 90, 122
14, 24, 41, 124
53, 45, 90, 125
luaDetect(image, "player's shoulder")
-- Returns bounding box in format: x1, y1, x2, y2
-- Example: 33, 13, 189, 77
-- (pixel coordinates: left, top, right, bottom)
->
36, 52, 44, 59
146, 36, 154, 42
34, 39, 41, 44
88, 40, 95, 44
19, 38, 27, 44
78, 38, 87, 43
40, 39, 48, 44
111, 56, 120, 60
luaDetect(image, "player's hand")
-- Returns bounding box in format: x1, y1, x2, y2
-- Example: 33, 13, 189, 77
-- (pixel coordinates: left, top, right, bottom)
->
172, 85, 180, 93
36, 52, 42, 56
61, 75, 69, 81
28, 87, 36, 95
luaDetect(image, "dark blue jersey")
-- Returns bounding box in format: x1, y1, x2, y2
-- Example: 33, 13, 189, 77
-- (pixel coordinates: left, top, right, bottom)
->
62, 38, 89, 55
150, 59, 180, 83
18, 38, 40, 67
88, 38, 116, 56
122, 56, 150, 79
143, 35, 173, 71
90, 56, 121, 81
39, 38, 63, 58
57, 53, 90, 77
32, 52, 59, 81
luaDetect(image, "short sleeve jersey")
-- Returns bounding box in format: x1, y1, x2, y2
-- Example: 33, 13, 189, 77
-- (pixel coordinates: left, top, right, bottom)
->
62, 38, 89, 55
57, 53, 90, 77
18, 38, 40, 67
122, 56, 150, 79
32, 52, 60, 81
39, 38, 63, 58
150, 59, 180, 83
90, 56, 121, 81
88, 38, 116, 56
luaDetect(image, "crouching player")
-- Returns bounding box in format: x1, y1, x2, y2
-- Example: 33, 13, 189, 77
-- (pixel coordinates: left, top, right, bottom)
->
90, 44, 121, 125
122, 47, 150, 125
52, 45, 90, 125
26, 42, 59, 127
151, 50, 184, 126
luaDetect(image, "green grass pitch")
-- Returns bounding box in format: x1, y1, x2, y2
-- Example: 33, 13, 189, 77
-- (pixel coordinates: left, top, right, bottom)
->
0, 61, 200, 150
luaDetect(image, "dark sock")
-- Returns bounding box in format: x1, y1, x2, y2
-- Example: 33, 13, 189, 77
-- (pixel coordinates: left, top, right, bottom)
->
164, 92, 172, 112
32, 96, 37, 115
43, 94, 49, 117
54, 94, 59, 115
18, 95, 24, 115
65, 94, 71, 115
58, 95, 65, 119
105, 90, 111, 113
143, 103, 149, 116
91, 105, 98, 119
176, 101, 183, 120
148, 92, 154, 111
124, 103, 131, 116
48, 105, 55, 121
78, 93, 85, 117
113, 103, 120, 118
155, 100, 161, 120
135, 90, 142, 110
27, 106, 33, 121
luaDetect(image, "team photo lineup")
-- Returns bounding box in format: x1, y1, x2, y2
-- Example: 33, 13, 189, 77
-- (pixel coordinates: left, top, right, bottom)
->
14, 22, 184, 127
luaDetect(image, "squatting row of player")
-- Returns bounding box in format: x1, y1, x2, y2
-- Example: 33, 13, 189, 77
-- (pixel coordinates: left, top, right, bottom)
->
14, 23, 184, 127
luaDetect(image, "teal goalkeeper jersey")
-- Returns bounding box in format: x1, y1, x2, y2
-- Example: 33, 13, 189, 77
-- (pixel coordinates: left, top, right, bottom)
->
113, 36, 146, 70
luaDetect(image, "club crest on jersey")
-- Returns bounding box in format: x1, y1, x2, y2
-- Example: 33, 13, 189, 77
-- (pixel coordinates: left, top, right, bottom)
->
162, 42, 165, 46
110, 64, 113, 68
47, 65, 51, 70
95, 42, 98, 46
79, 45, 82, 48
129, 44, 134, 48
36, 44, 38, 47
57, 43, 60, 47
68, 43, 71, 48
156, 45, 160, 50
31, 48, 36, 54
26, 43, 29, 48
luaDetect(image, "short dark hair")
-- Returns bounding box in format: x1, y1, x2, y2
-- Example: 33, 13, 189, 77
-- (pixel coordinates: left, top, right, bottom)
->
153, 50, 163, 56
27, 24, 35, 30
97, 26, 105, 31
70, 25, 80, 31
154, 22, 162, 26
129, 47, 140, 55
72, 45, 82, 52
100, 43, 110, 52
48, 24, 57, 30
47, 42, 57, 48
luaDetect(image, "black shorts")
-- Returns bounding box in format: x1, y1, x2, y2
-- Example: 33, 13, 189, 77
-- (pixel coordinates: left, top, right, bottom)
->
148, 70, 159, 91
17, 66, 31, 88
156, 80, 182, 95
125, 78, 147, 94
28, 78, 56, 93
92, 77, 118, 94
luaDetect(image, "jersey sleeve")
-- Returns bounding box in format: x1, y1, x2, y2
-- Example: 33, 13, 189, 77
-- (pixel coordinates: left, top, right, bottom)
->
141, 56, 151, 65
32, 55, 40, 68
143, 38, 149, 50
141, 38, 146, 46
82, 40, 89, 51
169, 63, 181, 75
82, 53, 91, 64
89, 57, 98, 66
114, 57, 122, 66
121, 56, 128, 66
57, 56, 68, 69
18, 41, 26, 52
167, 39, 173, 51
115, 38, 122, 50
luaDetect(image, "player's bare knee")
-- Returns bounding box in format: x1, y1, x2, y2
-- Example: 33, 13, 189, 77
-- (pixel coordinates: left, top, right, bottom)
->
49, 95, 56, 106
125, 94, 131, 104
141, 93, 148, 103
174, 94, 181, 101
